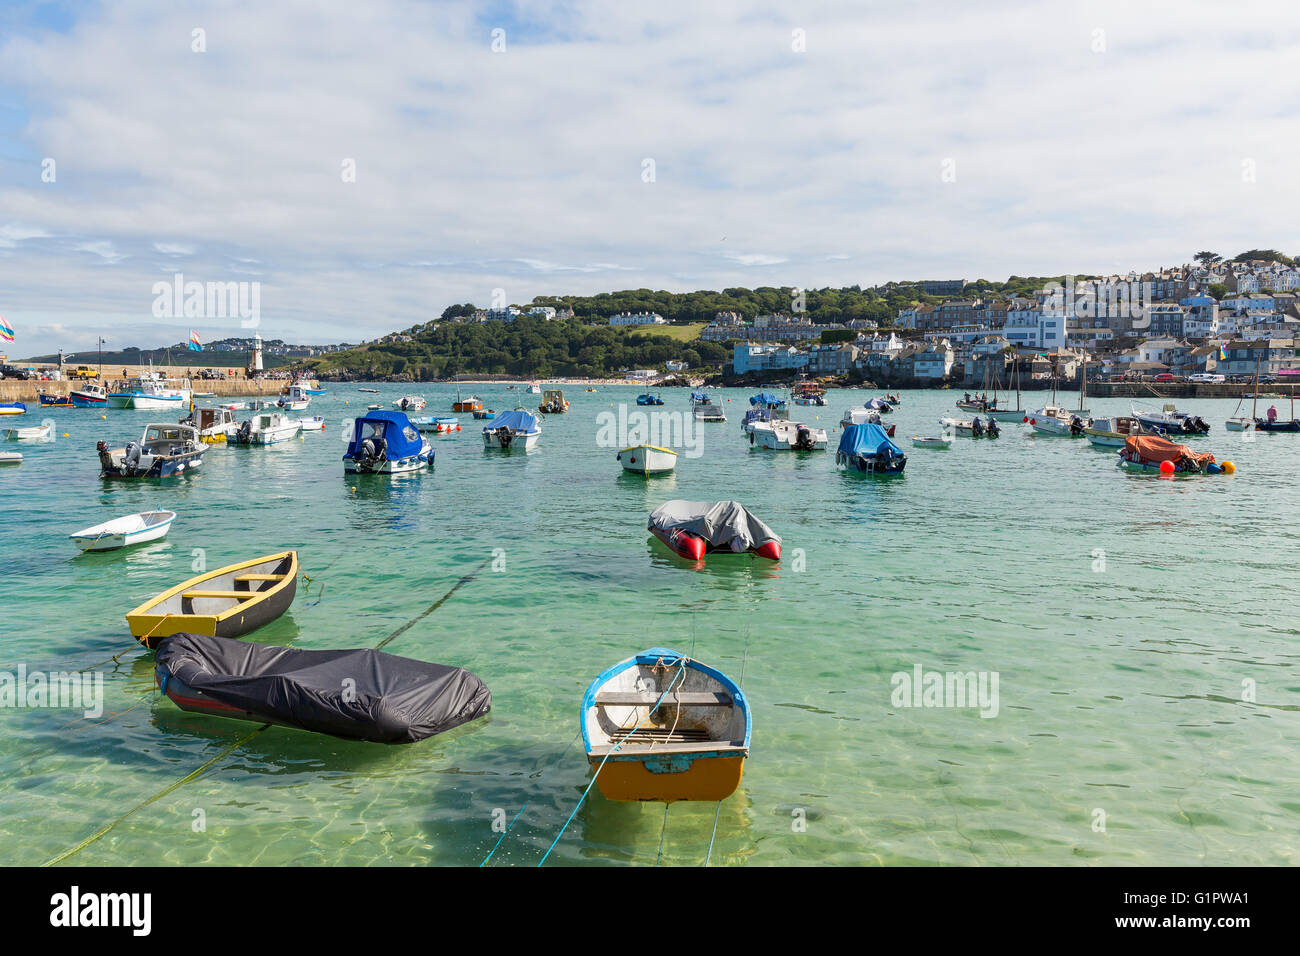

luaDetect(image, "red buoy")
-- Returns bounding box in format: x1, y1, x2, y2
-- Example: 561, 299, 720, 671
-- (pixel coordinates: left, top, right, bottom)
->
1159, 459, 1175, 475
755, 541, 782, 561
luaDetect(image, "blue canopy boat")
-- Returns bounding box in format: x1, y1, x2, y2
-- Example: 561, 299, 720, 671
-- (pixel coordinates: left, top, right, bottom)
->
740, 392, 788, 432
343, 410, 433, 474
482, 409, 541, 449
836, 423, 907, 474
636, 393, 664, 406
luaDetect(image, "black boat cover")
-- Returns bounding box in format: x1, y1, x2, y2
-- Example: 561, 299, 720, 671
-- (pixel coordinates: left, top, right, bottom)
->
155, 633, 491, 743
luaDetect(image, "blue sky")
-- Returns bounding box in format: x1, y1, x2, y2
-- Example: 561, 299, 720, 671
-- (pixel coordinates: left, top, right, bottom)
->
1, 0, 1299, 358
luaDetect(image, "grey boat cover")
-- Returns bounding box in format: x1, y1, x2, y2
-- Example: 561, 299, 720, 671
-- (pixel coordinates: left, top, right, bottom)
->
648, 499, 781, 552
155, 633, 491, 744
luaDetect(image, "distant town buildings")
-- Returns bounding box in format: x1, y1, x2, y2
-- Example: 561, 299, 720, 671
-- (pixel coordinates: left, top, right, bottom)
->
609, 311, 667, 326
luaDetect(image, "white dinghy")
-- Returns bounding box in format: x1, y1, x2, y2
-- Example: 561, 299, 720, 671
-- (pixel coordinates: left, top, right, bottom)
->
70, 509, 177, 552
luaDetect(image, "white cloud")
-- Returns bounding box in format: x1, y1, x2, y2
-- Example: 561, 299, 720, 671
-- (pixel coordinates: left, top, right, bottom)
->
0, 0, 1297, 355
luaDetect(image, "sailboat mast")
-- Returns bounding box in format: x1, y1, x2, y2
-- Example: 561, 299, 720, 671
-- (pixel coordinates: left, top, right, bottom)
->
1252, 353, 1260, 420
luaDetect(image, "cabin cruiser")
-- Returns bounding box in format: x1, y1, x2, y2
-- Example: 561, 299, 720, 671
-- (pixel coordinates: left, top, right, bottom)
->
71, 381, 109, 407
841, 406, 896, 436
747, 418, 828, 451
107, 365, 190, 410
97, 423, 204, 479
1131, 403, 1210, 435
277, 384, 312, 412
231, 411, 302, 445
1083, 416, 1146, 447
343, 410, 433, 474
183, 406, 240, 443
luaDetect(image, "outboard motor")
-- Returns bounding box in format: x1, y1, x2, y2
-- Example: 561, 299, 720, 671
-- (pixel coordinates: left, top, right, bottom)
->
794, 425, 815, 450
122, 440, 142, 476
1193, 416, 1209, 433
400, 398, 409, 411
1069, 415, 1085, 436
987, 418, 1000, 438
497, 427, 513, 448
971, 417, 984, 437
875, 448, 892, 471
237, 420, 252, 444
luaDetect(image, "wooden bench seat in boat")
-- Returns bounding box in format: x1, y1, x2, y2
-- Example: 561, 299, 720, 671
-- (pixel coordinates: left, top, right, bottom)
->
182, 590, 256, 600
235, 573, 285, 582
594, 691, 732, 707
587, 739, 747, 757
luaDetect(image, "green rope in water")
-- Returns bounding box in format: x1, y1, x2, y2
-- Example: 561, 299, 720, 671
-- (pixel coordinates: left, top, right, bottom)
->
42, 555, 493, 866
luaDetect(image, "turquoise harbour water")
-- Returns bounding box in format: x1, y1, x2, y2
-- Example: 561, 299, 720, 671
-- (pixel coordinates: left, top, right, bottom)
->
1, 385, 1297, 867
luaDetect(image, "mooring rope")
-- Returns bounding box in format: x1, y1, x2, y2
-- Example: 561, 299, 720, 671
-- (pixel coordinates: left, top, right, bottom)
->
705, 627, 750, 867
41, 556, 493, 866
478, 730, 581, 867
537, 663, 689, 867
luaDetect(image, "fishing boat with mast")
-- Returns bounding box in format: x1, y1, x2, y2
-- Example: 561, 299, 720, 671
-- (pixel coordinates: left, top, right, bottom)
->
71, 381, 109, 407
1226, 355, 1300, 432
107, 362, 191, 410
791, 380, 827, 406
451, 379, 482, 413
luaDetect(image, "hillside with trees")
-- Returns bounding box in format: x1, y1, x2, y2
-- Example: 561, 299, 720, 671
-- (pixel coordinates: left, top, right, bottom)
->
307, 316, 731, 380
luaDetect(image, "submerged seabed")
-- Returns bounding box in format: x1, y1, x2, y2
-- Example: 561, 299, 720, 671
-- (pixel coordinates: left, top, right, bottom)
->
0, 386, 1296, 866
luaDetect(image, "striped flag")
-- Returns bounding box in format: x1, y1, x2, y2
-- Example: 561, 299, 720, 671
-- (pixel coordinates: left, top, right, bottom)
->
1218, 342, 1228, 361
0, 315, 13, 342
188, 328, 202, 351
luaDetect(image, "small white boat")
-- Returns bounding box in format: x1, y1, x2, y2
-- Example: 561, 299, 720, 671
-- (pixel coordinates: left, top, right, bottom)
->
367, 403, 382, 410
911, 435, 951, 448
219, 401, 247, 411
616, 444, 677, 475
526, 383, 542, 394
3, 424, 52, 442
747, 419, 828, 450
298, 416, 326, 431
1083, 416, 1145, 447
70, 509, 176, 552
393, 394, 427, 411
0, 452, 21, 465
939, 417, 975, 435
1029, 407, 1089, 436
277, 385, 312, 412
358, 387, 380, 394
231, 412, 302, 445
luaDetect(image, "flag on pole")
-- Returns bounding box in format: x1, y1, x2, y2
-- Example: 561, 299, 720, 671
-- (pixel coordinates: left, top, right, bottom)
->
1218, 342, 1228, 361
188, 329, 202, 351
0, 315, 14, 342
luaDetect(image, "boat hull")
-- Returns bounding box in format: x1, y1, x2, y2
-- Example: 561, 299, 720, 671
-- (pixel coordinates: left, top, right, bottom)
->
838, 451, 907, 474
100, 449, 203, 479
483, 431, 539, 450
590, 753, 746, 803
343, 448, 433, 474
71, 392, 107, 407
71, 513, 175, 552
617, 444, 677, 474
125, 551, 298, 648
581, 648, 750, 803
